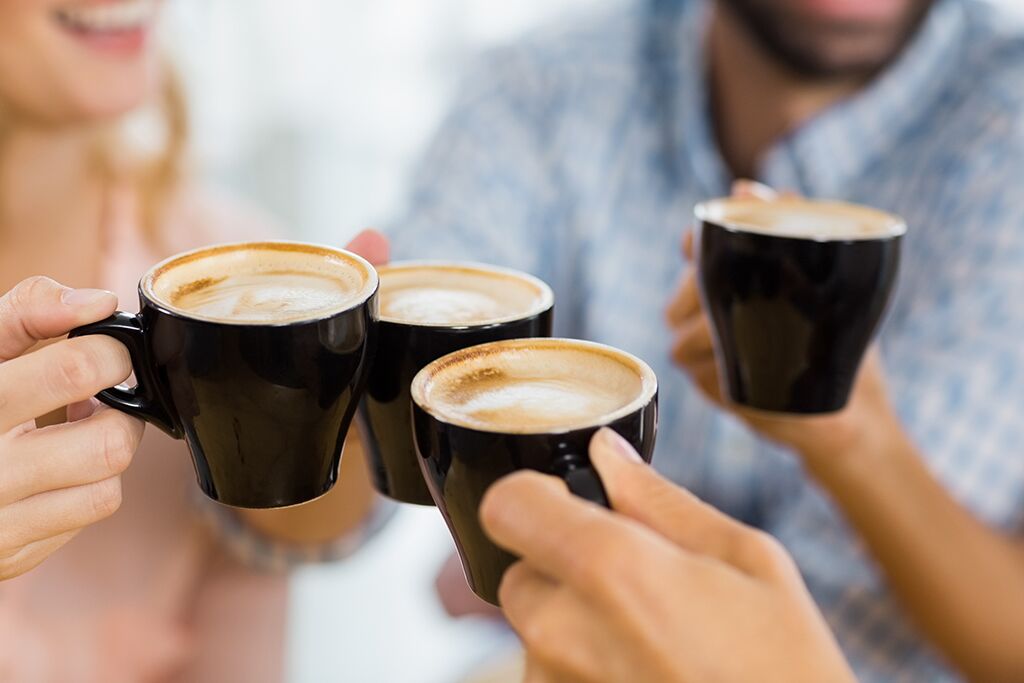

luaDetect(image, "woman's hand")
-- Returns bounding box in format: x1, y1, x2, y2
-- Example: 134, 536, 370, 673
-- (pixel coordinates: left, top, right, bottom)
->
481, 428, 855, 683
666, 181, 901, 469
0, 277, 143, 581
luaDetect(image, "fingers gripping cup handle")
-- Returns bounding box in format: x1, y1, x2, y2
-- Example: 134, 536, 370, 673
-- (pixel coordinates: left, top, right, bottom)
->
550, 453, 610, 508
70, 312, 181, 438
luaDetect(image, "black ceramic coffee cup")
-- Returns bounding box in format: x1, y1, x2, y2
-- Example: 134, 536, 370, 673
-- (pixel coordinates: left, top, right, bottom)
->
412, 338, 658, 605
696, 197, 905, 414
357, 261, 554, 505
70, 241, 379, 509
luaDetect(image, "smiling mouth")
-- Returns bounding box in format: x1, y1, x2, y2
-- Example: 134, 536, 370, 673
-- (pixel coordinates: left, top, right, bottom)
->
54, 0, 158, 34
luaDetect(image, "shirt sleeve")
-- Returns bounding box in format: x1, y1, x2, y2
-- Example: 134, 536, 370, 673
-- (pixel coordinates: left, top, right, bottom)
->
386, 46, 584, 336
882, 127, 1024, 530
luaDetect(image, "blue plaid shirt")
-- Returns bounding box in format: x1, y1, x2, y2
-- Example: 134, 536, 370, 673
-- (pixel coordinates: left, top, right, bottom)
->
389, 0, 1024, 680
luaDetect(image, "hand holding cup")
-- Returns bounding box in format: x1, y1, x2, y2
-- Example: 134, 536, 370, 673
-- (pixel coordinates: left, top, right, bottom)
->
667, 182, 903, 466
0, 277, 143, 580
482, 428, 857, 683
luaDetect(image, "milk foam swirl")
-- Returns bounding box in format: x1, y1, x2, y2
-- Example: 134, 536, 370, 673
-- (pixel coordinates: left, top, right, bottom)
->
413, 339, 658, 434
378, 263, 552, 327
697, 198, 906, 241
144, 242, 376, 324
171, 271, 356, 323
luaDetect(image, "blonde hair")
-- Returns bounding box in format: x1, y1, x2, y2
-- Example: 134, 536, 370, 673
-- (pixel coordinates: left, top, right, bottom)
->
0, 63, 188, 247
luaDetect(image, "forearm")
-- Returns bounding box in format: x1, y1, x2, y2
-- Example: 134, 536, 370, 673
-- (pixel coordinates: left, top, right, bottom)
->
239, 436, 378, 545
802, 424, 1024, 682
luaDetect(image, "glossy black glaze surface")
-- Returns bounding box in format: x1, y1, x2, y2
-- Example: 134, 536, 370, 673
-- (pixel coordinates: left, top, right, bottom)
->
71, 289, 378, 509
698, 219, 901, 413
357, 309, 553, 505
413, 396, 658, 605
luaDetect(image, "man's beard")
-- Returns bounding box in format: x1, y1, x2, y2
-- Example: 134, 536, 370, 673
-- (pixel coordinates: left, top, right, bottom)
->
718, 0, 935, 80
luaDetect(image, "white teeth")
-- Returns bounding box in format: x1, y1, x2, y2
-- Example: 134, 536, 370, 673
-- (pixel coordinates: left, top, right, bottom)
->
56, 0, 157, 33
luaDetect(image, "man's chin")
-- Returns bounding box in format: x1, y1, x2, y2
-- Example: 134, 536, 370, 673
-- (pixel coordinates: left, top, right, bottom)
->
766, 27, 913, 80
720, 0, 935, 80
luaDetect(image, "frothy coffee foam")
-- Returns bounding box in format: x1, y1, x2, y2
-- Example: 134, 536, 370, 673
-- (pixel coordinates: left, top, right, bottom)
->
145, 242, 376, 324
379, 263, 552, 326
171, 271, 355, 323
699, 198, 906, 241
413, 339, 657, 434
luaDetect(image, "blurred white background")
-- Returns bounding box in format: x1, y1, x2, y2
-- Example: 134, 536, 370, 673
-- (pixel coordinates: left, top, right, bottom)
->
162, 1, 1019, 681
164, 2, 610, 682
167, 0, 605, 243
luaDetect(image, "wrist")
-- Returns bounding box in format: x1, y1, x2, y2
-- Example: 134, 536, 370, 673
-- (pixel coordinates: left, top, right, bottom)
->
798, 410, 911, 491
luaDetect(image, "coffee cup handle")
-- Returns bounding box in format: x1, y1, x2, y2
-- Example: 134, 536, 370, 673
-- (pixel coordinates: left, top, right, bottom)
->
70, 313, 181, 438
550, 454, 610, 508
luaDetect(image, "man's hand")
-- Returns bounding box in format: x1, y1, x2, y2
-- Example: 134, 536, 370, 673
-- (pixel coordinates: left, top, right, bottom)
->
481, 428, 856, 683
666, 181, 902, 469
0, 277, 143, 581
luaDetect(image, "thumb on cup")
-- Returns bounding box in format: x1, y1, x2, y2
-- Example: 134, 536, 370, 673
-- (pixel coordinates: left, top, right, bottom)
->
589, 428, 761, 570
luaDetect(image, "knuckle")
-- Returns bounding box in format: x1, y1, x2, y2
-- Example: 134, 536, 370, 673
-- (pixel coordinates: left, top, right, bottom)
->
11, 276, 56, 310
480, 472, 548, 530
0, 556, 18, 581
478, 479, 510, 530
54, 344, 100, 393
97, 337, 133, 380
672, 333, 695, 361
719, 525, 753, 559
99, 416, 138, 474
88, 477, 123, 519
498, 561, 531, 605
517, 610, 555, 653
53, 338, 131, 395
743, 530, 796, 576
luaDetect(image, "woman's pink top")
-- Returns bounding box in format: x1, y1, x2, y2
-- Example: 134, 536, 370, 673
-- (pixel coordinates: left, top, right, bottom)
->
0, 188, 287, 683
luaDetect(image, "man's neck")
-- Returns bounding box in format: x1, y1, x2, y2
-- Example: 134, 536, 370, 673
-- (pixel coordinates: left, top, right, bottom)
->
708, 4, 867, 180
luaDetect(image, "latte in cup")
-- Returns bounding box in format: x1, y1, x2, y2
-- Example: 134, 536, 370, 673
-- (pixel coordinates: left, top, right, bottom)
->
413, 338, 656, 433
69, 240, 379, 508
358, 261, 555, 505
696, 197, 905, 414
146, 242, 377, 324
411, 338, 659, 605
698, 197, 906, 241
378, 263, 552, 327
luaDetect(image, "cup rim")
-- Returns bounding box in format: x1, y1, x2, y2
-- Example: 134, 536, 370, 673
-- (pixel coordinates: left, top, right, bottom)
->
411, 337, 658, 435
140, 240, 380, 327
694, 197, 907, 242
376, 260, 555, 329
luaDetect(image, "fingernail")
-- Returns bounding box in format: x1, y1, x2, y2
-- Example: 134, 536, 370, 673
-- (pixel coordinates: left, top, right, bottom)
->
62, 288, 116, 307
732, 180, 778, 200
596, 428, 642, 462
